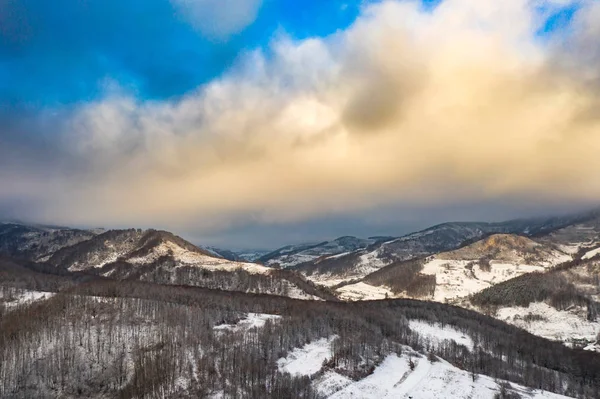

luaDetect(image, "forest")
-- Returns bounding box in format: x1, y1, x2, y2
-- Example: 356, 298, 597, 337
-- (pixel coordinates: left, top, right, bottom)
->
1, 268, 600, 398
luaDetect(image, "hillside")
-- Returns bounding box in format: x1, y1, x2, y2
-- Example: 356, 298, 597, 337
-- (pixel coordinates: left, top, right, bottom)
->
1, 212, 600, 397
258, 236, 378, 268
468, 252, 600, 347
538, 214, 600, 255
0, 222, 98, 262
42, 229, 332, 300
1, 277, 598, 398
293, 211, 596, 287
326, 234, 569, 302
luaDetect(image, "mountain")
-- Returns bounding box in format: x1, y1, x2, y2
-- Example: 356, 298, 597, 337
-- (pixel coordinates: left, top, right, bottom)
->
0, 222, 98, 262
1, 212, 600, 397
293, 210, 600, 286
200, 246, 271, 262
257, 236, 380, 268
43, 229, 335, 301
1, 278, 596, 398
336, 234, 570, 302
467, 247, 600, 347
538, 212, 600, 253
332, 225, 600, 348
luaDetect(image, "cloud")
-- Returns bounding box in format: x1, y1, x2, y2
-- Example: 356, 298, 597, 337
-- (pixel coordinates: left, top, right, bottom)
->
1, 0, 600, 235
172, 0, 263, 39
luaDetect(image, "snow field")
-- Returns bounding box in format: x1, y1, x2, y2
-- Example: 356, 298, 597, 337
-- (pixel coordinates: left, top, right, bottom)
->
213, 313, 282, 332
316, 353, 570, 399
408, 320, 474, 350
497, 302, 600, 343
277, 336, 338, 376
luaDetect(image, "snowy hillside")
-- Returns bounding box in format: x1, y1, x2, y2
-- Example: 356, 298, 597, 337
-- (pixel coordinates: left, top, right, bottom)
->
0, 287, 55, 310
1, 271, 597, 398
276, 320, 568, 398
42, 229, 333, 300
294, 212, 592, 287
495, 302, 600, 345
47, 229, 270, 274
0, 222, 97, 262
316, 353, 569, 399
259, 236, 378, 268
336, 234, 570, 302
538, 213, 600, 252
468, 256, 600, 347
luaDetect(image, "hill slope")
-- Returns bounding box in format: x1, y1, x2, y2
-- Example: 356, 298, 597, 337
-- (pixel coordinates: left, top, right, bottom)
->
0, 222, 97, 262
294, 212, 593, 287
44, 229, 335, 300
336, 234, 570, 302
1, 278, 597, 398
258, 236, 379, 268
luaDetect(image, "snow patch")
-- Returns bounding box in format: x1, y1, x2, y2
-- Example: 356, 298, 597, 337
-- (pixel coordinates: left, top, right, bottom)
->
0, 289, 55, 309
409, 320, 474, 350
421, 259, 546, 303
317, 353, 569, 399
583, 246, 600, 260
336, 282, 395, 301
277, 336, 337, 376
214, 313, 281, 332
497, 302, 600, 344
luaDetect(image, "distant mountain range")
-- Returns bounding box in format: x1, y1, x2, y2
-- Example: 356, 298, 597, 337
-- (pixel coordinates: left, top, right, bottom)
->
2, 209, 600, 398
2, 208, 600, 346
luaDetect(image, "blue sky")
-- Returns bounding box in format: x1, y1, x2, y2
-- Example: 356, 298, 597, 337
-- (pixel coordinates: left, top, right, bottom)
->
1, 0, 577, 108
1, 0, 365, 107
0, 0, 598, 248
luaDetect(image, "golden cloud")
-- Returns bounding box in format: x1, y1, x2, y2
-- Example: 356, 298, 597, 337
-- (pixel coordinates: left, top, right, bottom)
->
9, 0, 600, 230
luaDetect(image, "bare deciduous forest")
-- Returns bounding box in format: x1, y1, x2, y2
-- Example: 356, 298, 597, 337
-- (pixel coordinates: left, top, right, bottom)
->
1, 266, 600, 398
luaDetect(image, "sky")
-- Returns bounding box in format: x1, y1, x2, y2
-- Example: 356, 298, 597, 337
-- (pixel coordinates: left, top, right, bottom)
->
1, 0, 600, 249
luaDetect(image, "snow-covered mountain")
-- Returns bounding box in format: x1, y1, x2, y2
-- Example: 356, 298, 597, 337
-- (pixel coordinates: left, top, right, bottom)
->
44, 229, 334, 300
538, 212, 600, 254
200, 246, 271, 262
336, 234, 571, 302
467, 251, 600, 348
258, 236, 379, 268
293, 211, 600, 287
2, 212, 600, 397
0, 222, 98, 262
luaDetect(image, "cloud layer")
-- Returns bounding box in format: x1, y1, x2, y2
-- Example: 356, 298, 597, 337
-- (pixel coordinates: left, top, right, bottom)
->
172, 0, 264, 38
1, 0, 600, 236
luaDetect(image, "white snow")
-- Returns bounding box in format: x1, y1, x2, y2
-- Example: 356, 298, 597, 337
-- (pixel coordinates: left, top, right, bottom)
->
326, 251, 351, 260
582, 246, 600, 260
266, 253, 322, 268
337, 282, 395, 301
213, 313, 281, 332
421, 259, 546, 303
127, 241, 272, 274
277, 336, 337, 376
583, 342, 600, 352
317, 353, 570, 399
409, 320, 474, 350
355, 248, 389, 276
283, 285, 325, 301
334, 256, 560, 303
496, 302, 600, 344
0, 289, 55, 309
